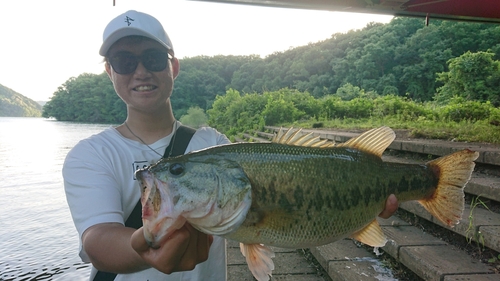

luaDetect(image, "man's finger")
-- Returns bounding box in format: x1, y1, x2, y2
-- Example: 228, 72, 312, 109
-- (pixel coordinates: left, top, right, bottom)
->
194, 227, 212, 263
131, 227, 150, 254
379, 194, 398, 219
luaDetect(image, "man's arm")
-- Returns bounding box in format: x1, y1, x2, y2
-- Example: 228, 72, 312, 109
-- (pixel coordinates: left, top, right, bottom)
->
82, 223, 148, 273
83, 222, 212, 274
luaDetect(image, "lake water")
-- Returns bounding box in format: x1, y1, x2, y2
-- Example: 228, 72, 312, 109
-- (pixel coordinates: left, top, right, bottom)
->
0, 117, 112, 281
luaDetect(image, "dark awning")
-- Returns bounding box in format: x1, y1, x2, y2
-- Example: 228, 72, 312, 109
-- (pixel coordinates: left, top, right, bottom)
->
192, 0, 500, 23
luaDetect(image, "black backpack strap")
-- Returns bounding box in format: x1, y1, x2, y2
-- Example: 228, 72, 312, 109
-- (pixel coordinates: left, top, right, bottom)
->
93, 125, 196, 281
162, 125, 197, 158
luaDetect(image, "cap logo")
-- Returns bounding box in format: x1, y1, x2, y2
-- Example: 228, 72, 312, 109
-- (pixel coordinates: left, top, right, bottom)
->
124, 16, 134, 26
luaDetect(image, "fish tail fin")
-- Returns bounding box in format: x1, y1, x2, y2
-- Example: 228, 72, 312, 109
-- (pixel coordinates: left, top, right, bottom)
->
419, 149, 479, 226
239, 243, 275, 281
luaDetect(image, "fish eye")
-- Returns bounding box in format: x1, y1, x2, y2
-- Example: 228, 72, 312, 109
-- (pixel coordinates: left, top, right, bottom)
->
169, 163, 184, 176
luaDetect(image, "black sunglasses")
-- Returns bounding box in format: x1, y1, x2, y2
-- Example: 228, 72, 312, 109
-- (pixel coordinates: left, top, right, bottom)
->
108, 50, 171, 74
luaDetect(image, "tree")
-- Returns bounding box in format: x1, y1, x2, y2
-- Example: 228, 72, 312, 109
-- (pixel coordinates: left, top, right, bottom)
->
436, 51, 500, 106
179, 106, 208, 128
42, 73, 125, 123
207, 89, 242, 133
262, 90, 305, 126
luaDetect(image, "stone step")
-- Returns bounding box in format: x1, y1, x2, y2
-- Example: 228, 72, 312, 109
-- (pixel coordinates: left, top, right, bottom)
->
227, 217, 500, 281
310, 216, 499, 281
227, 239, 331, 280
400, 200, 500, 254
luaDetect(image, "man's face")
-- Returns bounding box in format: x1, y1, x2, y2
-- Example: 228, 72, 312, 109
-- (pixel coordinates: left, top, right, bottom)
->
105, 36, 179, 114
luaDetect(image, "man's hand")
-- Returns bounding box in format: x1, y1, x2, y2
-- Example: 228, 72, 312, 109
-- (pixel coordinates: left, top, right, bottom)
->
379, 194, 398, 219
131, 223, 213, 274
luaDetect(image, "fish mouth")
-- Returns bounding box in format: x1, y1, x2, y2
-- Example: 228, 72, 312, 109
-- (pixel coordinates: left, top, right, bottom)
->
136, 169, 189, 248
145, 216, 187, 249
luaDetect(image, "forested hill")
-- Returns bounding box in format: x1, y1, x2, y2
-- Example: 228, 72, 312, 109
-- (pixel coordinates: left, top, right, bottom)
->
171, 17, 500, 116
0, 84, 42, 117
43, 17, 500, 122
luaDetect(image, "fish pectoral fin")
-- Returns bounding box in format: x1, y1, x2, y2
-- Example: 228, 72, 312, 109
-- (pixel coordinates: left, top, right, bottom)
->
239, 243, 275, 281
350, 219, 387, 247
336, 126, 395, 157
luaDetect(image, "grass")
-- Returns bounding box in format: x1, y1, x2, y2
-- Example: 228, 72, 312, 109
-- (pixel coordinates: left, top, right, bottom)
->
287, 117, 500, 144
465, 196, 489, 252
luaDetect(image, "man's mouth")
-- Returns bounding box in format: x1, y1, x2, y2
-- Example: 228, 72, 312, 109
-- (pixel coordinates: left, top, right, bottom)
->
134, 85, 157, 92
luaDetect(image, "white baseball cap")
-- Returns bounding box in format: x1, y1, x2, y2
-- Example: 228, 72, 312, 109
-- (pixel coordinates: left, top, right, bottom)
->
99, 10, 174, 56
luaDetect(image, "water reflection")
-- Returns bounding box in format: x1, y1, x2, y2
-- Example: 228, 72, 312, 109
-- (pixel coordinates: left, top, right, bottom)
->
0, 117, 111, 280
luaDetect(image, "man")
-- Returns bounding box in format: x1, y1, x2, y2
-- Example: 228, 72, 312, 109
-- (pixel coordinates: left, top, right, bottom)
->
63, 10, 398, 281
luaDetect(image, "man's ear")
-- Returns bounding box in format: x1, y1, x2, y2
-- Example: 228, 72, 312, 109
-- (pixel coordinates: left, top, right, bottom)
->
105, 61, 112, 80
171, 57, 180, 79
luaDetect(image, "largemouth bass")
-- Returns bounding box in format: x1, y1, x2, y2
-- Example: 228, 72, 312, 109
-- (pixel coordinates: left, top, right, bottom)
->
135, 126, 478, 281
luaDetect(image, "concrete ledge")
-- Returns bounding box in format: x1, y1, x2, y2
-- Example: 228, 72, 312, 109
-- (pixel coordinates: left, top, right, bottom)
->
310, 239, 377, 270
381, 225, 447, 259
227, 239, 329, 280
310, 239, 398, 281
327, 259, 395, 281
399, 245, 494, 281
309, 215, 499, 281
443, 274, 500, 281
466, 176, 500, 201
481, 226, 500, 255
400, 201, 500, 253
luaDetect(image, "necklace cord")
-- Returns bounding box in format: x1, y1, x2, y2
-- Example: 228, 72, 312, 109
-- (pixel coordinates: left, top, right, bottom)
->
124, 120, 177, 158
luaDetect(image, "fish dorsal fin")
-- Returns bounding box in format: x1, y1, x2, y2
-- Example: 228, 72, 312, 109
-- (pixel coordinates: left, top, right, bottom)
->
240, 243, 275, 281
271, 127, 335, 148
350, 219, 387, 247
336, 126, 395, 157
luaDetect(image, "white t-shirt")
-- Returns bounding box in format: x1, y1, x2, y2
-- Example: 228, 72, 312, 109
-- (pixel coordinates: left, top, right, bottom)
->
63, 122, 231, 281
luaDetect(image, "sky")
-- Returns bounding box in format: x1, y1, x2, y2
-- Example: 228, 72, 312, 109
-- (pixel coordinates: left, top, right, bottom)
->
0, 0, 393, 102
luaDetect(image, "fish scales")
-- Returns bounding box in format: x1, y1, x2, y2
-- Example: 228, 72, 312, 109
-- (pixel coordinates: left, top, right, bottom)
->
136, 126, 478, 281
180, 142, 438, 248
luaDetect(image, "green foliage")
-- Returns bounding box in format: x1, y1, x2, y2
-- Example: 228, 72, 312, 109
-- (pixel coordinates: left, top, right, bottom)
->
205, 18, 495, 103
488, 254, 500, 264
335, 83, 364, 101
372, 95, 433, 121
0, 84, 42, 117
179, 106, 208, 128
262, 93, 303, 126
172, 55, 258, 118
42, 73, 125, 123
207, 89, 267, 135
208, 89, 321, 134
466, 196, 489, 251
207, 86, 498, 144
207, 89, 243, 134
439, 96, 493, 122
35, 17, 500, 128
321, 95, 374, 119
436, 51, 500, 106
